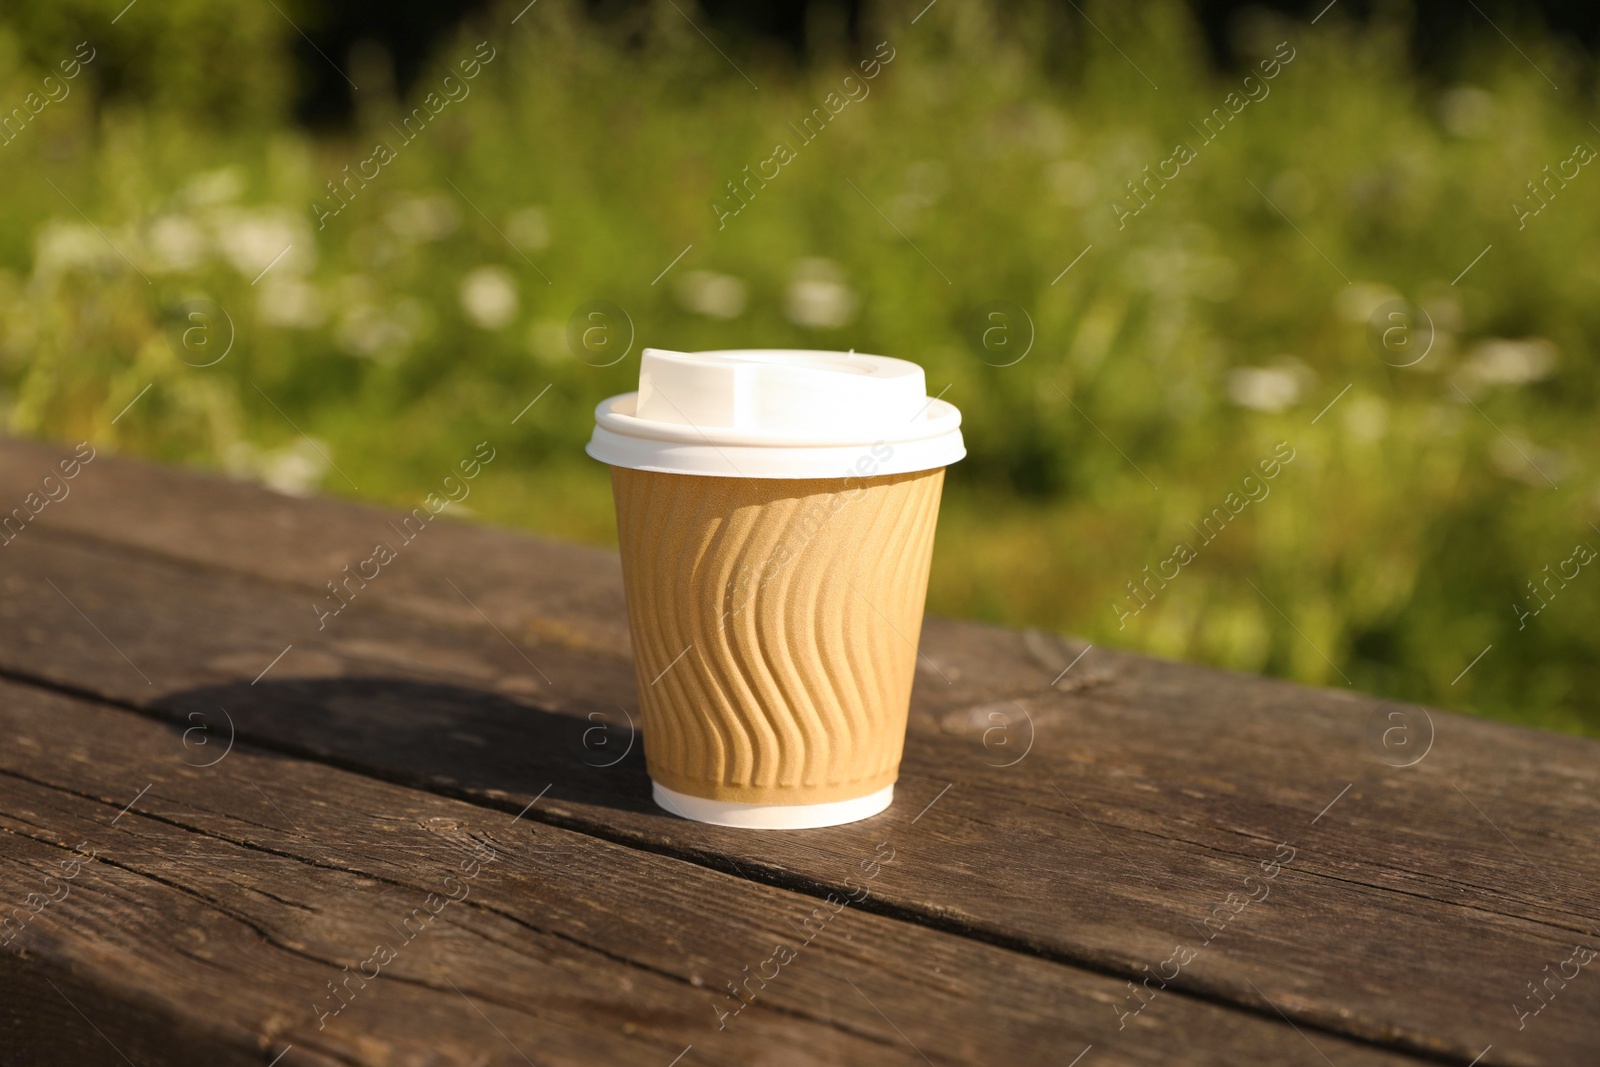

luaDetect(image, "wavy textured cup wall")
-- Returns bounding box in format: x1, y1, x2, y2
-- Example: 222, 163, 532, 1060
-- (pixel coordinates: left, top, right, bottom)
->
611, 466, 944, 805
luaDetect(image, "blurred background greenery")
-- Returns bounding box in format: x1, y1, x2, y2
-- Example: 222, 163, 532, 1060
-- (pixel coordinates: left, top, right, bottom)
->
1, 0, 1596, 734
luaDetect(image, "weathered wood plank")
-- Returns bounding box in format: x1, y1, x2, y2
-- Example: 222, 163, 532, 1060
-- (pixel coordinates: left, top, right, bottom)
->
0, 947, 274, 1067
0, 678, 1430, 1066
2, 438, 1598, 1064
0, 436, 635, 655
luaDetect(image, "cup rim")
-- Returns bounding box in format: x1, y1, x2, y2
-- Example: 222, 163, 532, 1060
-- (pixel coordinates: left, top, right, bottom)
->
595, 391, 961, 447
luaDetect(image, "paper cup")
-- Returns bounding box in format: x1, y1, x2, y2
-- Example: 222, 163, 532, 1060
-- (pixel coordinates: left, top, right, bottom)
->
588, 349, 964, 828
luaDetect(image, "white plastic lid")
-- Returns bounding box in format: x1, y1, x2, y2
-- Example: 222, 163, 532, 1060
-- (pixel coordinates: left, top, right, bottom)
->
586, 348, 964, 479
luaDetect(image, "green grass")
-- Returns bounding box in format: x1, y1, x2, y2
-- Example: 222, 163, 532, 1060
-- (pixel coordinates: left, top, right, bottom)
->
1, 0, 1597, 735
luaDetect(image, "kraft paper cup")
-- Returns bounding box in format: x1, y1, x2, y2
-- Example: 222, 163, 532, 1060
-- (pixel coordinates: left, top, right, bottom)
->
587, 349, 964, 829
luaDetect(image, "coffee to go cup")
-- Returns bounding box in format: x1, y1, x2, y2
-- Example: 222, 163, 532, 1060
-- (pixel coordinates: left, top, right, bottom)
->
587, 348, 964, 828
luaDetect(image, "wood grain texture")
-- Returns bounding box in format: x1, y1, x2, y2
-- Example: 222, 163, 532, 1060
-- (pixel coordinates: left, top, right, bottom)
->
0, 679, 1432, 1067
0, 436, 634, 655
1, 438, 1598, 1065
612, 466, 942, 803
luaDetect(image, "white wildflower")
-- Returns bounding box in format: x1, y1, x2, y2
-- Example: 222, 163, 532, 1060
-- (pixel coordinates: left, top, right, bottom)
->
224, 438, 329, 497
676, 270, 747, 319
260, 438, 331, 496
386, 193, 459, 242
336, 298, 426, 361
257, 277, 327, 329
34, 220, 119, 277
212, 208, 312, 279
1227, 360, 1313, 413
459, 266, 519, 330
147, 216, 207, 273
1460, 338, 1557, 386
784, 258, 856, 329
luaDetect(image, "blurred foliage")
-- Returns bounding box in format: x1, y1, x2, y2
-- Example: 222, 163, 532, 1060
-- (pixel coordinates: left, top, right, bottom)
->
0, 0, 294, 125
1, 0, 1596, 735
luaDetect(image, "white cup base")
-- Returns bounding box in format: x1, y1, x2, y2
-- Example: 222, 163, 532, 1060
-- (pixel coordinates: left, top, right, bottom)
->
651, 781, 894, 829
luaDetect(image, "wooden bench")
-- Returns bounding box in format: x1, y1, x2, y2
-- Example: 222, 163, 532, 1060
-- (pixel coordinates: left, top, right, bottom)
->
0, 436, 1594, 1066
